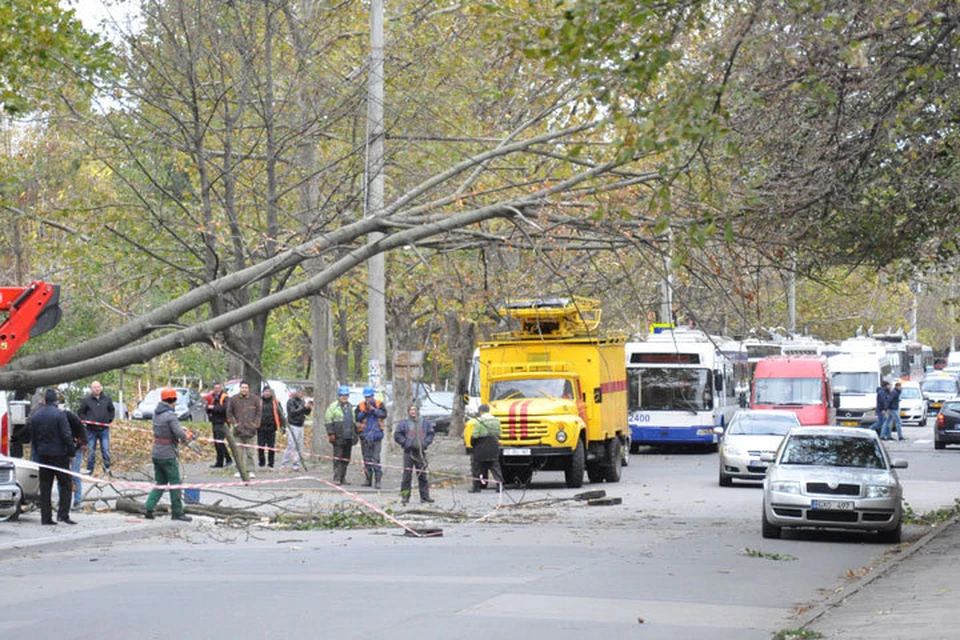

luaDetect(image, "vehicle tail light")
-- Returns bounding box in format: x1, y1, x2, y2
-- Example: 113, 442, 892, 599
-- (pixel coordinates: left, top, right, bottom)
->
0, 412, 7, 456
937, 413, 945, 429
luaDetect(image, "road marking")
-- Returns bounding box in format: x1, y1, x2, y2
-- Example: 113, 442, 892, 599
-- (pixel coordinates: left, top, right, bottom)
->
460, 593, 783, 630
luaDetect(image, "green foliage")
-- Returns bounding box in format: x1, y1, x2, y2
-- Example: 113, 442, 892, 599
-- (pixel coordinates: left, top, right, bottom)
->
742, 547, 797, 562
772, 630, 822, 640
277, 506, 393, 530
0, 0, 113, 113
902, 499, 960, 526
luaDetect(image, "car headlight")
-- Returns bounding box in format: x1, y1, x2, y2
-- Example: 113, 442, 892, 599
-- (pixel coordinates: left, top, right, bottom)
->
556, 429, 568, 443
769, 480, 801, 494
865, 485, 893, 498
722, 444, 742, 457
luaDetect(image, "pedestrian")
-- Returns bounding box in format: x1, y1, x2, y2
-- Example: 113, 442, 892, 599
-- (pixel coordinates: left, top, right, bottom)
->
885, 381, 906, 441
468, 404, 503, 492
393, 404, 435, 505
257, 387, 286, 470
204, 382, 233, 468
281, 388, 312, 472
30, 388, 76, 525
354, 386, 387, 489
869, 380, 890, 436
143, 388, 193, 522
325, 385, 356, 484
226, 381, 262, 478
77, 380, 115, 475
60, 395, 87, 509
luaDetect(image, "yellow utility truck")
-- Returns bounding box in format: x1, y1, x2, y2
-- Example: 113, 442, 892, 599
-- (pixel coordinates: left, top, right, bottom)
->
464, 297, 628, 488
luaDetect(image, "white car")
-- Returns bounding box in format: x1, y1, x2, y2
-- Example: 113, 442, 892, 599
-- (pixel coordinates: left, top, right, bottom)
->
716, 409, 801, 486
0, 454, 40, 521
897, 380, 927, 425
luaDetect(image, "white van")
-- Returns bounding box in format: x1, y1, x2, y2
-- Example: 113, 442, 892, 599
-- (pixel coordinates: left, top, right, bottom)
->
829, 353, 892, 427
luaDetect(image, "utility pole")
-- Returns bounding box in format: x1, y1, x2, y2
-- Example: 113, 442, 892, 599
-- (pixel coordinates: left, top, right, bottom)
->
366, 0, 386, 393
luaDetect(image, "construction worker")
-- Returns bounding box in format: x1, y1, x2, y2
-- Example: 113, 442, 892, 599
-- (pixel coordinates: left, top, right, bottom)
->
204, 382, 232, 468
469, 404, 503, 492
143, 388, 193, 522
354, 386, 387, 489
325, 386, 356, 484
394, 404, 434, 505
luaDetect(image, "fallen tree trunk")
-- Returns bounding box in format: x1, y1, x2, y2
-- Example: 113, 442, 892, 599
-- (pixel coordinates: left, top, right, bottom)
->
114, 496, 261, 520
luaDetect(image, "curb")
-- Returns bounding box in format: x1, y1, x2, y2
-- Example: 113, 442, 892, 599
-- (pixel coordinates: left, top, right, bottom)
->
795, 514, 960, 629
0, 517, 189, 556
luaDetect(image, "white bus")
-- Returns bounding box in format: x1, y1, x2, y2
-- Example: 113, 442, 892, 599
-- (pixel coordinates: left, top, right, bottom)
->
627, 328, 738, 449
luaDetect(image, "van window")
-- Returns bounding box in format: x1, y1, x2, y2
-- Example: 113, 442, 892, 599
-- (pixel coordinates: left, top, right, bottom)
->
754, 377, 823, 406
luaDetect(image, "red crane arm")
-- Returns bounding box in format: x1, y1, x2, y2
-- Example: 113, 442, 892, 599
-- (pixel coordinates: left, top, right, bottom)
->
0, 280, 61, 367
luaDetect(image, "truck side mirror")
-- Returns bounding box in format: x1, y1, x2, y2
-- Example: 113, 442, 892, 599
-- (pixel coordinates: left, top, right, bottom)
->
715, 375, 723, 392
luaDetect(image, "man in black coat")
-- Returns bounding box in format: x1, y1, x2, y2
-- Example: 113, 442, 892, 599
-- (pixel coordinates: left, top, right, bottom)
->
31, 388, 77, 525
77, 380, 116, 475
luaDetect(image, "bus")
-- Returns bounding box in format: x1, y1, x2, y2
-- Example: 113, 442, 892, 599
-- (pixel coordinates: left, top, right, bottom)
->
626, 328, 738, 449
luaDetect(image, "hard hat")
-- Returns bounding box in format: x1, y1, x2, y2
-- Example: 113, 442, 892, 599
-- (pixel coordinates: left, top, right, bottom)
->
337, 385, 350, 396
363, 386, 375, 397
160, 388, 178, 402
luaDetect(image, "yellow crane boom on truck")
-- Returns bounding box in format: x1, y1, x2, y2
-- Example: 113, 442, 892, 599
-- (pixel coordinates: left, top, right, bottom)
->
464, 297, 628, 488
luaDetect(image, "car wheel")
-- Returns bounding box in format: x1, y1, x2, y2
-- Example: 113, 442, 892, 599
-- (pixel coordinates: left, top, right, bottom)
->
935, 440, 946, 450
878, 521, 902, 544
5, 498, 22, 521
761, 503, 781, 539
564, 439, 585, 488
718, 467, 732, 487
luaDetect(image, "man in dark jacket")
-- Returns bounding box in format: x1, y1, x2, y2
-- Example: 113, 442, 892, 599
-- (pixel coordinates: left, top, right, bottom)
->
205, 382, 232, 468
393, 404, 435, 505
281, 388, 312, 472
468, 404, 503, 493
257, 387, 286, 469
355, 387, 387, 489
226, 381, 261, 478
869, 380, 891, 435
31, 388, 76, 525
883, 381, 905, 441
143, 388, 193, 522
77, 380, 116, 475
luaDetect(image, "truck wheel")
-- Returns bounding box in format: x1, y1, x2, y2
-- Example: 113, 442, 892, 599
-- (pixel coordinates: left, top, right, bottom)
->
586, 465, 604, 483
603, 437, 622, 483
565, 440, 585, 488
620, 435, 631, 467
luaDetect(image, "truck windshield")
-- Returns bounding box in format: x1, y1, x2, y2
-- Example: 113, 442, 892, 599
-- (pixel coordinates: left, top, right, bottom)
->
832, 372, 876, 394
754, 377, 823, 406
489, 378, 574, 401
627, 367, 713, 412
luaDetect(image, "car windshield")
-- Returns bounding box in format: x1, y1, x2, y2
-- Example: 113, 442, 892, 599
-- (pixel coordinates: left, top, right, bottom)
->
490, 378, 574, 401
727, 413, 799, 436
421, 392, 454, 410
780, 434, 885, 468
922, 379, 957, 394
831, 372, 877, 394
754, 377, 823, 406
900, 387, 922, 399
943, 401, 960, 413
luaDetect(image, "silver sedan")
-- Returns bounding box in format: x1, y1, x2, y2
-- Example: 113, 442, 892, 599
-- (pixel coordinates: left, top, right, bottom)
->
761, 426, 906, 542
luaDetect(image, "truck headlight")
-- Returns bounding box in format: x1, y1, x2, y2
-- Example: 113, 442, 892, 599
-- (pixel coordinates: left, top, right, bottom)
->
556, 429, 567, 443
770, 480, 801, 494
865, 485, 892, 498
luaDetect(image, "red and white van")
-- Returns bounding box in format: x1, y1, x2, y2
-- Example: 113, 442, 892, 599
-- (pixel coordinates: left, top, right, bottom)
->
751, 355, 835, 426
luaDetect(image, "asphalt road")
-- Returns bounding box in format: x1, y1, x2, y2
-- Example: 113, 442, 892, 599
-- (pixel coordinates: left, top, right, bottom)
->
1, 419, 958, 640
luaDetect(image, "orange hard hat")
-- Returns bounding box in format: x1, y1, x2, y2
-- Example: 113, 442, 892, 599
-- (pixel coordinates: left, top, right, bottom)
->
160, 388, 178, 402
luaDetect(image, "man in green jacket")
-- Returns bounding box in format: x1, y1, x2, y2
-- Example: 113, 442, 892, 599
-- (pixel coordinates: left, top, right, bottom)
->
144, 388, 193, 521
325, 385, 356, 484
469, 404, 503, 493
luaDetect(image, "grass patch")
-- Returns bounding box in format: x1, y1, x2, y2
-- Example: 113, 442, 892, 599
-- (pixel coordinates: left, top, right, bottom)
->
742, 547, 797, 561
902, 498, 960, 525
772, 629, 822, 640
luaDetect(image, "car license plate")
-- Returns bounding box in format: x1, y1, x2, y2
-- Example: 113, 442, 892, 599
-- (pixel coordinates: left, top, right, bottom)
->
840, 421, 858, 427
749, 459, 761, 467
502, 448, 531, 456
811, 499, 854, 510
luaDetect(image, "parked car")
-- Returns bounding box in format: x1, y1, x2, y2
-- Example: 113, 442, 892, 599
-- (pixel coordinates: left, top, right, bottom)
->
418, 391, 456, 434
131, 387, 206, 422
897, 380, 928, 426
934, 399, 960, 450
0, 454, 40, 521
716, 409, 801, 486
761, 426, 906, 542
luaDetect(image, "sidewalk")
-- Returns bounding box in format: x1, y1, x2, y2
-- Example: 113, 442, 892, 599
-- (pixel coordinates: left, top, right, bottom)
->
801, 515, 960, 639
